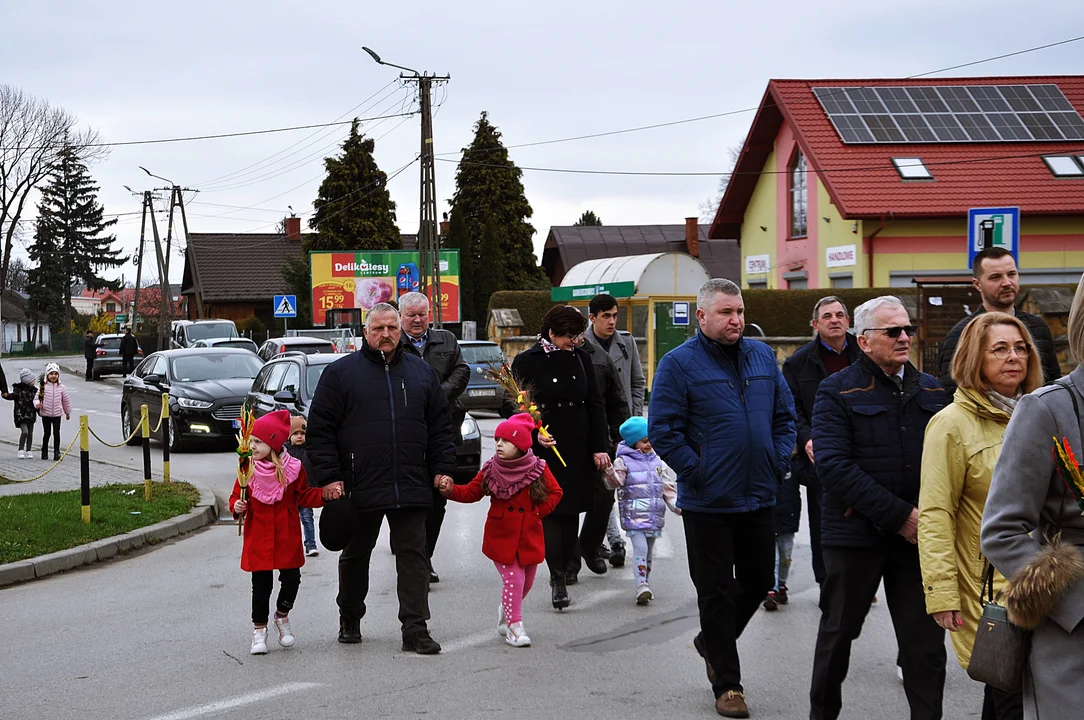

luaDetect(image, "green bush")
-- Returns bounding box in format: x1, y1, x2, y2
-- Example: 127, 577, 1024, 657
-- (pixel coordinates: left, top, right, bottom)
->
237, 316, 266, 335
487, 290, 557, 339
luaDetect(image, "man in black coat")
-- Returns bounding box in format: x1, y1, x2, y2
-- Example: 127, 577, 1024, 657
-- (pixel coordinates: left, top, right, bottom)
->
397, 291, 470, 584
306, 302, 456, 655
781, 296, 863, 586
809, 296, 948, 720
119, 328, 139, 375
83, 330, 97, 381
937, 247, 1060, 395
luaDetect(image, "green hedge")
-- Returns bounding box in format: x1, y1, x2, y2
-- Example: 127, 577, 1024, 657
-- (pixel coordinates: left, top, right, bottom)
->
487, 291, 556, 338
743, 288, 918, 337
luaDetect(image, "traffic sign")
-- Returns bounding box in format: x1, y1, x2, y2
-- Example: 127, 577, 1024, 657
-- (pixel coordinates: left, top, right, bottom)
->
115, 313, 128, 323
274, 295, 297, 318
968, 207, 1019, 270
673, 301, 690, 326
550, 281, 636, 303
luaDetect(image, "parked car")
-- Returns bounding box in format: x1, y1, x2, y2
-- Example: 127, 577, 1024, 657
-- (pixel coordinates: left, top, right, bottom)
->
248, 352, 482, 481
256, 336, 336, 362
92, 333, 144, 379
191, 337, 260, 354
121, 348, 264, 451
170, 319, 239, 349
458, 340, 510, 415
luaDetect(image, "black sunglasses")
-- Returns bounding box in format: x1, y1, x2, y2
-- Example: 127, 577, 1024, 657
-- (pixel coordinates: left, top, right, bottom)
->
863, 325, 918, 338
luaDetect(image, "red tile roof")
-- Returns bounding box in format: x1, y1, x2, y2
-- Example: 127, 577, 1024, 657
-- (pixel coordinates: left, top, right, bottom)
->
710, 75, 1084, 240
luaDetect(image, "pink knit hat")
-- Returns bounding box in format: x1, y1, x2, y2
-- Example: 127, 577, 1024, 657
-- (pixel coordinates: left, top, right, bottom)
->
494, 413, 536, 453
251, 409, 291, 453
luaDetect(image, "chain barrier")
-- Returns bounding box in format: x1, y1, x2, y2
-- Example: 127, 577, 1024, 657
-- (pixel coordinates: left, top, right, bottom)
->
0, 434, 79, 484
87, 423, 141, 448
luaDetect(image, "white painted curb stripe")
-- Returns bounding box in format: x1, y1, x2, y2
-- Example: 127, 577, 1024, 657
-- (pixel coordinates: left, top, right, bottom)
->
140, 682, 323, 720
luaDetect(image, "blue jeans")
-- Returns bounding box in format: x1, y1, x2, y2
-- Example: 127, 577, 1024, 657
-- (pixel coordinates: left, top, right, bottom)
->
774, 532, 795, 591
299, 507, 316, 551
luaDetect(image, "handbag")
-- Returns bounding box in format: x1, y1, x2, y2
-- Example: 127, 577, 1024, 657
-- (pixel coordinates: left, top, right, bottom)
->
966, 564, 1030, 692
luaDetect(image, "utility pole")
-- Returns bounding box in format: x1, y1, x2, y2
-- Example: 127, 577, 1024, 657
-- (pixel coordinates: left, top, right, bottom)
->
363, 47, 449, 328
127, 184, 173, 349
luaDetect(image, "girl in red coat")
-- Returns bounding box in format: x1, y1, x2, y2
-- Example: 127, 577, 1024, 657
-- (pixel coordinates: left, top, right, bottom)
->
437, 413, 562, 647
229, 409, 324, 655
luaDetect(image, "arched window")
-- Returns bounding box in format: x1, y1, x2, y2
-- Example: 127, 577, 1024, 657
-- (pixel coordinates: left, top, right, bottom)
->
790, 149, 807, 238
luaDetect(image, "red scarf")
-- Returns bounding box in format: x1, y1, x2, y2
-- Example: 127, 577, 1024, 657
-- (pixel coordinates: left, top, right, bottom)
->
482, 449, 546, 500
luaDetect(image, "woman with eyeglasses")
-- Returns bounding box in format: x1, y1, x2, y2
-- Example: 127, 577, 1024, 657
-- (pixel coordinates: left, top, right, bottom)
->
919, 312, 1041, 719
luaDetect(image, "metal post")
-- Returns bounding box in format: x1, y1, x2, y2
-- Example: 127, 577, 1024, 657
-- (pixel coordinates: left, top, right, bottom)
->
141, 404, 151, 501
80, 415, 90, 524
164, 187, 177, 280
161, 393, 170, 484
148, 209, 171, 353
132, 192, 149, 334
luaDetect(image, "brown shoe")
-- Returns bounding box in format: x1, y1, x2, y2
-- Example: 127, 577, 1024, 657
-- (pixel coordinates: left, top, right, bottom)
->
715, 690, 750, 718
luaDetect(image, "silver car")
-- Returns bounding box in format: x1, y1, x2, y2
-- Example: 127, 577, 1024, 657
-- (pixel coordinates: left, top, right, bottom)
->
93, 333, 144, 379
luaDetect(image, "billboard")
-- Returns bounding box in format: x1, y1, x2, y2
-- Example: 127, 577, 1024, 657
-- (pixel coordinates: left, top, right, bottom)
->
310, 250, 461, 326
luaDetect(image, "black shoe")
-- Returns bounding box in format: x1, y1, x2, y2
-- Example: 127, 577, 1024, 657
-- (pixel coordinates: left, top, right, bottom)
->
338, 617, 362, 644
402, 629, 441, 655
551, 574, 571, 610
428, 559, 439, 584
609, 542, 626, 568
582, 548, 608, 575
40, 452, 47, 460
776, 583, 789, 605
564, 570, 578, 586
597, 543, 611, 560
693, 632, 718, 685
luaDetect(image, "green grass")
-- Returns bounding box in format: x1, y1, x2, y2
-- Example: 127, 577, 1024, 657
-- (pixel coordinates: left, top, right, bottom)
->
0, 482, 199, 564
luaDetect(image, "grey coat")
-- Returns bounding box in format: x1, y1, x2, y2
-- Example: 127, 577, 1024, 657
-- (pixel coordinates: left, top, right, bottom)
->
585, 326, 644, 417
981, 368, 1084, 718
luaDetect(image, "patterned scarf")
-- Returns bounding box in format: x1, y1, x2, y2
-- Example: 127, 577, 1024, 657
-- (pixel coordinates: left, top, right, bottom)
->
248, 452, 302, 505
482, 449, 546, 500
539, 336, 561, 354
987, 389, 1022, 416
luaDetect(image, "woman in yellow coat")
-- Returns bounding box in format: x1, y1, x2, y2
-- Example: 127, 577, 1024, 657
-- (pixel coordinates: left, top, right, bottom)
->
919, 312, 1042, 719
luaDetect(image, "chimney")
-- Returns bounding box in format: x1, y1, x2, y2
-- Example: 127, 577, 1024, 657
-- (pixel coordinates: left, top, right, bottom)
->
285, 216, 301, 241
439, 220, 449, 236
685, 217, 700, 257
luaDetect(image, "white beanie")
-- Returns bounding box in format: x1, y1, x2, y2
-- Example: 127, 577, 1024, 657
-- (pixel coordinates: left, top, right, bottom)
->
45, 362, 60, 376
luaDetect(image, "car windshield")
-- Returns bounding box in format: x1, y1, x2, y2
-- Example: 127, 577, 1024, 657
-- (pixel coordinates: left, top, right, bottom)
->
306, 364, 330, 396
461, 344, 505, 365
99, 337, 122, 349
186, 322, 238, 341
290, 342, 335, 355
170, 353, 263, 382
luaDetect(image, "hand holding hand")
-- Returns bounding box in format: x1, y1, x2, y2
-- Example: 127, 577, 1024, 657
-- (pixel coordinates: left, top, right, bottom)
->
932, 610, 963, 632
434, 475, 453, 497
322, 481, 344, 501
593, 453, 611, 471
233, 499, 247, 514
898, 508, 919, 544
805, 439, 814, 464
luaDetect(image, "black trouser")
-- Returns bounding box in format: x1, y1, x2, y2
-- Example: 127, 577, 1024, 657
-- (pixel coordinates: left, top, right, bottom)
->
567, 477, 615, 574
683, 507, 776, 697
425, 487, 446, 561
84, 357, 94, 380
41, 416, 61, 458
810, 542, 947, 720
543, 513, 579, 578
251, 568, 300, 625
981, 685, 1023, 720
805, 472, 826, 584
338, 506, 430, 636
122, 355, 136, 374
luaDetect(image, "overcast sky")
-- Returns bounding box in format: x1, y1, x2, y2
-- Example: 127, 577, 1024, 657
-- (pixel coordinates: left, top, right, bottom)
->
3, 1, 1083, 286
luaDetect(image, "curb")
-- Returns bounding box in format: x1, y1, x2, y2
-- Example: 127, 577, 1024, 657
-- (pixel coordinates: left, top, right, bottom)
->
0, 481, 219, 589
57, 361, 125, 387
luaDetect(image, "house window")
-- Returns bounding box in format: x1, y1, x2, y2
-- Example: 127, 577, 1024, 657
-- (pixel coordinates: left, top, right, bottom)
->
1042, 155, 1084, 177
105, 302, 117, 312
789, 150, 807, 238
891, 157, 933, 180
830, 273, 854, 289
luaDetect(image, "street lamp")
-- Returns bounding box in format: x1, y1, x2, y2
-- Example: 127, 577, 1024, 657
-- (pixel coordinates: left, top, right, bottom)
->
362, 47, 419, 75
139, 166, 175, 188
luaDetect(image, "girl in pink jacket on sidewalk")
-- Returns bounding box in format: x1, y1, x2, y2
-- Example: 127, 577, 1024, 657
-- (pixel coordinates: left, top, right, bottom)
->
34, 363, 71, 461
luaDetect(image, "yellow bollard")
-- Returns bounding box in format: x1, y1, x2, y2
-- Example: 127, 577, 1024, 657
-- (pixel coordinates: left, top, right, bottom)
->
80, 415, 90, 524
161, 393, 170, 484
141, 404, 151, 502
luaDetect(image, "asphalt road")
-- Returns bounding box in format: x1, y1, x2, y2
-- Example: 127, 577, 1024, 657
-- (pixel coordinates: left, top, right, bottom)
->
0, 359, 985, 719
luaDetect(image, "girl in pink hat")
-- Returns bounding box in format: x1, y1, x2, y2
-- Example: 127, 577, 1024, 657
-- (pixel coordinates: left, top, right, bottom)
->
436, 413, 563, 647
229, 409, 326, 655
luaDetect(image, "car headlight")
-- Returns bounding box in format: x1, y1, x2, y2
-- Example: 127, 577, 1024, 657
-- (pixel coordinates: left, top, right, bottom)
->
176, 397, 214, 409
460, 415, 479, 439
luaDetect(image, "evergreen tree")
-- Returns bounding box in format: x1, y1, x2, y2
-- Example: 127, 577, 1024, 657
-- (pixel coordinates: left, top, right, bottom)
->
442, 208, 474, 324
448, 111, 547, 320
574, 210, 602, 226
26, 219, 68, 331
471, 218, 504, 323
32, 144, 124, 325
308, 119, 400, 252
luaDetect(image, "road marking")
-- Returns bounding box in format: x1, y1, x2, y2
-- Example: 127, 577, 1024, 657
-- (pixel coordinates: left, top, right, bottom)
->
139, 682, 323, 720
440, 588, 622, 653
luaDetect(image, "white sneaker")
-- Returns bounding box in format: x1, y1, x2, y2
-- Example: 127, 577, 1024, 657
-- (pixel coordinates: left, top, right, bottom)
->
497, 605, 507, 636
273, 615, 295, 647
305, 547, 319, 557
636, 585, 653, 605
17, 450, 24, 458
250, 627, 268, 654
505, 621, 531, 647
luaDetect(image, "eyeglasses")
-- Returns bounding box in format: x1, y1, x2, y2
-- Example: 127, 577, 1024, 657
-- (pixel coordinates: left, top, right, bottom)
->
988, 344, 1031, 360
862, 325, 918, 338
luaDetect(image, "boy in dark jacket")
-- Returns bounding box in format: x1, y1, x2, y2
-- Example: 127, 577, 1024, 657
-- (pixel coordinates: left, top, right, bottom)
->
5, 368, 37, 458
284, 413, 317, 556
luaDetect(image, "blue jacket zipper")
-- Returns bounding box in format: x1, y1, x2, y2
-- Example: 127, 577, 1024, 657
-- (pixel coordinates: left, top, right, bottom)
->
383, 352, 401, 507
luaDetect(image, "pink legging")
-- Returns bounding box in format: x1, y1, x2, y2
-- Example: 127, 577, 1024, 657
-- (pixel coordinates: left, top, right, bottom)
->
494, 559, 538, 624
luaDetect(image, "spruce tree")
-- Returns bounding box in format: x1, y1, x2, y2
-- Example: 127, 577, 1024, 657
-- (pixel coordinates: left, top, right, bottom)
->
574, 210, 602, 226
308, 118, 400, 251
442, 208, 474, 323
448, 111, 547, 319
472, 218, 504, 323
26, 219, 68, 331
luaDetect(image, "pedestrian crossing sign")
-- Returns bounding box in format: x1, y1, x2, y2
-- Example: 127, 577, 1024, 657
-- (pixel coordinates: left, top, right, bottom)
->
273, 295, 297, 318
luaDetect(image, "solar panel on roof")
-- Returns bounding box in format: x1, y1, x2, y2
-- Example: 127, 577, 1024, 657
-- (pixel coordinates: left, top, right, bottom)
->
812, 84, 1084, 144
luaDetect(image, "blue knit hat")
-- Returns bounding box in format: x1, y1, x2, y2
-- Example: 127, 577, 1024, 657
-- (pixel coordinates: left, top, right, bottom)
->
620, 416, 649, 446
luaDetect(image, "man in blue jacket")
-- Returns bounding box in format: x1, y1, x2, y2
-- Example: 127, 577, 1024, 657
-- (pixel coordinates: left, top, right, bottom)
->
650, 278, 796, 719
808, 296, 947, 720
307, 302, 457, 655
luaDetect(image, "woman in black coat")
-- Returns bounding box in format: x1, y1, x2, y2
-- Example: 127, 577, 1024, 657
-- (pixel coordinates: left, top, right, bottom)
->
511, 306, 609, 609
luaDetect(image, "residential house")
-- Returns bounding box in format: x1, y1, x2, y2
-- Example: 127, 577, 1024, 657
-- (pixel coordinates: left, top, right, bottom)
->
1, 290, 51, 351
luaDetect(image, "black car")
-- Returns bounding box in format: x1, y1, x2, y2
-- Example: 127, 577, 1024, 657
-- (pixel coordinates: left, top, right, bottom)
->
248, 352, 482, 481
191, 337, 260, 354
458, 340, 510, 415
121, 348, 264, 451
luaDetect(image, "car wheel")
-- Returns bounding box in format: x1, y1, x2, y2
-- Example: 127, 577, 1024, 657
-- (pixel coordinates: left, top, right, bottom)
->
167, 417, 185, 453
121, 402, 141, 446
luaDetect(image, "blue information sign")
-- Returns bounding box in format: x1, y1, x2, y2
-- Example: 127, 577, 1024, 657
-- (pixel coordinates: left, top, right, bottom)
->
673, 301, 690, 326
967, 207, 1019, 270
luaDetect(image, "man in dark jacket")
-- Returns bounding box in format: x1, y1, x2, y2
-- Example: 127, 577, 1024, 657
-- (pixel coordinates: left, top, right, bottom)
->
398, 292, 470, 584
937, 247, 1060, 395
83, 331, 97, 381
566, 332, 630, 579
306, 302, 456, 655
649, 279, 796, 719
809, 296, 948, 720
119, 328, 139, 375
782, 296, 863, 586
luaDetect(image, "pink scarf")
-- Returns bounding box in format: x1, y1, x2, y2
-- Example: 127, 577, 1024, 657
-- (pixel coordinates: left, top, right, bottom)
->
482, 449, 547, 500
248, 452, 302, 505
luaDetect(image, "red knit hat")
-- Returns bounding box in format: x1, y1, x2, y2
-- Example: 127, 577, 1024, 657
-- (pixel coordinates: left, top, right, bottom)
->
252, 409, 291, 453
495, 413, 536, 453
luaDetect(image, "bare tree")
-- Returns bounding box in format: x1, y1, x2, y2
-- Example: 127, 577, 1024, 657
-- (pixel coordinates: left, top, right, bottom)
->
5, 255, 28, 293
699, 143, 745, 222
0, 85, 102, 290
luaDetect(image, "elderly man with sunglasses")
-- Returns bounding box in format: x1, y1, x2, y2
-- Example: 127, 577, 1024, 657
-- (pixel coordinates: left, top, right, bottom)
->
808, 296, 949, 720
